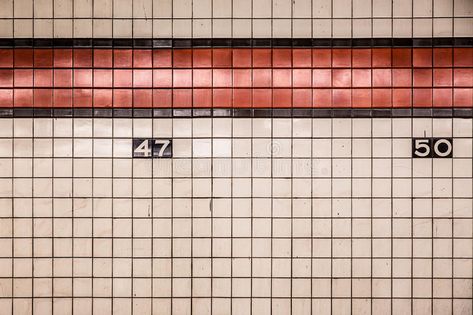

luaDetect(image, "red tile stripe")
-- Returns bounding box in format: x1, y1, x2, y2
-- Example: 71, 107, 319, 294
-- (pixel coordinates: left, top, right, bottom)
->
0, 48, 472, 108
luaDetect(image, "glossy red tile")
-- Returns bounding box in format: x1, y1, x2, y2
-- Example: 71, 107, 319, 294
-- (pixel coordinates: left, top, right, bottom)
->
93, 69, 112, 88
372, 48, 391, 68
54, 69, 72, 88
0, 89, 13, 106
293, 69, 311, 88
213, 49, 232, 68
273, 49, 292, 68
173, 49, 192, 68
34, 69, 53, 87
74, 69, 92, 87
153, 89, 172, 107
54, 49, 72, 68
14, 89, 33, 107
0, 70, 13, 87
352, 69, 371, 87
193, 89, 212, 107
153, 49, 172, 68
34, 89, 52, 107
113, 69, 133, 88
413, 69, 432, 87
133, 69, 153, 87
133, 89, 152, 107
233, 89, 252, 107
232, 49, 251, 68
392, 69, 412, 87
372, 89, 392, 107
352, 49, 371, 68
433, 69, 452, 87
73, 49, 92, 68
134, 49, 152, 68
433, 88, 452, 107
94, 89, 113, 107
14, 49, 33, 68
454, 48, 473, 67
293, 89, 311, 107
14, 69, 33, 87
0, 49, 13, 68
213, 69, 232, 87
233, 69, 251, 88
313, 49, 331, 68
193, 69, 212, 88
332, 49, 351, 68
392, 89, 411, 107
332, 69, 351, 87
73, 89, 92, 107
253, 69, 271, 87
433, 48, 452, 67
352, 89, 371, 108
273, 69, 292, 87
332, 89, 351, 107
313, 89, 332, 107
94, 49, 112, 67
114, 89, 133, 107
252, 89, 272, 107
312, 69, 331, 88
173, 69, 192, 87
392, 48, 411, 67
173, 89, 192, 107
413, 48, 432, 67
113, 49, 133, 68
252, 49, 271, 68
292, 49, 312, 68
413, 88, 432, 107
453, 69, 473, 87
34, 49, 53, 68
273, 89, 292, 107
153, 69, 172, 88
213, 88, 232, 107
454, 88, 472, 107
193, 49, 212, 68
53, 89, 72, 107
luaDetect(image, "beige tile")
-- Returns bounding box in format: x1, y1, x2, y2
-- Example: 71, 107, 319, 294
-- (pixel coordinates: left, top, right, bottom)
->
13, 19, 33, 37
14, 0, 33, 18
0, 19, 13, 37
0, 0, 13, 18
74, 0, 92, 17
133, 0, 152, 18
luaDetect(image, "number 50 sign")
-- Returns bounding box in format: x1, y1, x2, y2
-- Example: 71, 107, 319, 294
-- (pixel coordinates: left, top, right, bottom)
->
133, 139, 172, 158
413, 138, 453, 158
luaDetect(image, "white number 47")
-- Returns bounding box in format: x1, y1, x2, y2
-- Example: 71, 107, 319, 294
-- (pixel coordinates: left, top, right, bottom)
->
154, 139, 171, 157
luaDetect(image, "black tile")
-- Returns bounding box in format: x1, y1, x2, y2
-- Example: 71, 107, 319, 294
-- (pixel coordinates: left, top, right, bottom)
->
34, 108, 52, 117
134, 39, 153, 48
173, 39, 192, 48
134, 108, 153, 117
73, 39, 92, 47
372, 38, 392, 47
413, 108, 432, 117
153, 108, 172, 117
14, 39, 33, 47
332, 109, 352, 118
173, 109, 192, 117
74, 108, 93, 117
94, 108, 113, 117
54, 108, 73, 117
332, 39, 351, 47
432, 108, 452, 117
453, 108, 473, 118
454, 38, 473, 47
233, 109, 252, 117
313, 109, 332, 118
252, 39, 271, 47
372, 109, 392, 117
312, 39, 332, 47
193, 109, 212, 117
232, 39, 252, 47
293, 108, 313, 117
392, 108, 412, 117
93, 39, 113, 47
34, 39, 53, 47
192, 39, 212, 47
273, 109, 292, 117
113, 108, 132, 117
0, 109, 13, 117
213, 109, 232, 117
153, 39, 172, 48
293, 39, 313, 47
254, 109, 272, 117
54, 38, 73, 47
272, 38, 292, 47
0, 39, 14, 47
352, 109, 372, 117
413, 38, 432, 47
352, 39, 372, 47
113, 39, 133, 47
14, 108, 34, 117
392, 38, 413, 47
433, 38, 453, 47
212, 39, 232, 47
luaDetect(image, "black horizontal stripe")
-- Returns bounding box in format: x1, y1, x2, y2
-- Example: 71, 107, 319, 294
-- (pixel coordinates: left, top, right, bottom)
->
0, 37, 471, 48
0, 107, 471, 118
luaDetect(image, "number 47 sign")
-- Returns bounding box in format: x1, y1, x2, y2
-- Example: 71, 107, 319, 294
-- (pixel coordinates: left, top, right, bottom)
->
133, 139, 172, 158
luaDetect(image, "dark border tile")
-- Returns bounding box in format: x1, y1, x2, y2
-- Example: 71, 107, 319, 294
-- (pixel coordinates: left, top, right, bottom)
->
313, 109, 332, 118
213, 109, 232, 117
293, 108, 313, 117
113, 108, 132, 117
372, 109, 392, 117
73, 39, 92, 47
153, 108, 172, 117
153, 39, 172, 48
453, 108, 473, 118
173, 39, 192, 48
54, 108, 73, 117
173, 109, 192, 117
14, 108, 34, 117
413, 108, 432, 117
333, 109, 352, 117
352, 109, 372, 117
74, 108, 93, 117
254, 109, 272, 117
392, 108, 412, 117
193, 109, 212, 117
0, 109, 13, 117
34, 108, 52, 117
233, 109, 252, 117
273, 109, 292, 117
134, 108, 153, 117
433, 108, 452, 117
94, 108, 113, 117
133, 39, 153, 48
413, 38, 432, 47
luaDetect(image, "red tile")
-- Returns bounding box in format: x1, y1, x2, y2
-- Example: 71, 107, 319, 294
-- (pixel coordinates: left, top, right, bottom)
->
113, 69, 132, 87
253, 49, 271, 68
293, 89, 312, 107
133, 49, 152, 68
413, 48, 432, 67
253, 69, 271, 87
313, 89, 332, 107
34, 49, 53, 67
273, 49, 291, 68
213, 69, 232, 87
74, 69, 92, 87
153, 69, 172, 88
173, 69, 192, 87
232, 49, 251, 68
433, 69, 452, 87
73, 49, 92, 68
372, 48, 391, 68
173, 89, 192, 107
54, 69, 72, 87
193, 89, 212, 107
0, 70, 13, 87
352, 49, 371, 68
413, 88, 432, 107
433, 88, 452, 107
273, 89, 292, 107
433, 48, 452, 67
233, 89, 252, 107
114, 89, 133, 107
14, 49, 33, 68
352, 69, 371, 87
34, 69, 53, 87
14, 69, 33, 87
413, 69, 432, 87
94, 89, 113, 107
213, 88, 232, 107
332, 69, 351, 87
252, 89, 272, 107
133, 89, 152, 107
173, 49, 192, 68
34, 89, 52, 107
113, 49, 132, 68
332, 49, 351, 68
233, 69, 251, 88
73, 89, 92, 107
153, 89, 171, 107
133, 69, 153, 87
352, 89, 371, 108
454, 69, 473, 87
213, 49, 232, 67
292, 49, 312, 68
273, 69, 292, 87
153, 49, 172, 68
0, 89, 13, 107
312, 69, 331, 87
392, 69, 412, 87
0, 49, 13, 68
53, 89, 72, 107
392, 48, 411, 67
54, 49, 72, 68
93, 69, 112, 88
313, 49, 331, 68
193, 69, 212, 88
454, 88, 472, 107
373, 69, 393, 88
193, 49, 212, 68
94, 49, 112, 67
293, 69, 311, 87
392, 89, 411, 107
372, 89, 392, 107
454, 48, 473, 67
332, 89, 351, 107
14, 89, 33, 107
